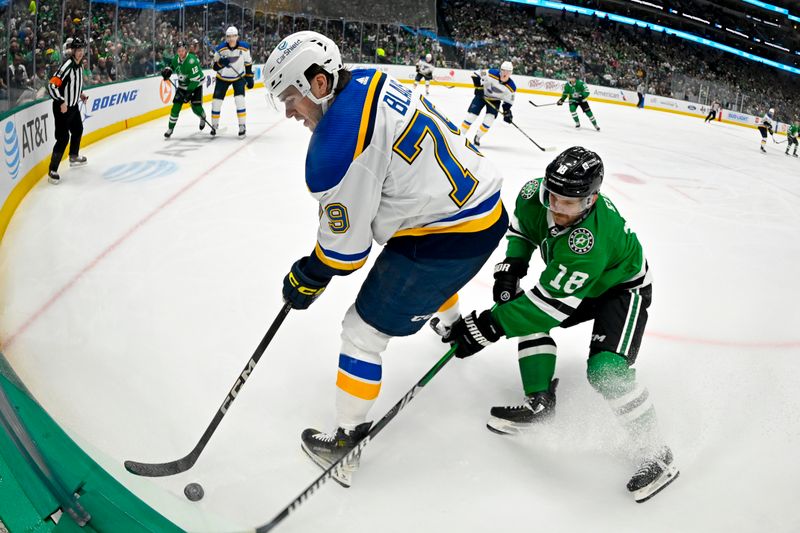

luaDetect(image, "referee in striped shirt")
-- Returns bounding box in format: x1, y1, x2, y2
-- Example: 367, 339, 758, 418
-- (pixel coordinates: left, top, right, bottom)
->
47, 37, 89, 184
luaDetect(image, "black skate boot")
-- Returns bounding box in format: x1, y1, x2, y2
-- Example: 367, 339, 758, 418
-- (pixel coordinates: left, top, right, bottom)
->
473, 134, 480, 147
164, 128, 173, 138
69, 155, 87, 167
760, 145, 767, 153
199, 117, 206, 131
238, 125, 246, 137
487, 379, 558, 435
47, 170, 60, 185
301, 421, 372, 488
575, 123, 581, 129
627, 446, 680, 503
429, 316, 458, 337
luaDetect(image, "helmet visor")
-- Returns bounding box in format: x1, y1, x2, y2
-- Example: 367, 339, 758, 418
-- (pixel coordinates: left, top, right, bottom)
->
542, 185, 593, 216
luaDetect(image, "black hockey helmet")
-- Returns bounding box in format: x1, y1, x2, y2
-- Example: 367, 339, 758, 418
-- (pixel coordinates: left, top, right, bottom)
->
69, 37, 86, 50
175, 40, 187, 51
544, 146, 603, 198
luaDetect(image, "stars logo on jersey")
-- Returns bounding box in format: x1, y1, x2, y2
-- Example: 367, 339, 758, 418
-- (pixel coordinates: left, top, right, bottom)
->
520, 179, 540, 199
568, 228, 594, 254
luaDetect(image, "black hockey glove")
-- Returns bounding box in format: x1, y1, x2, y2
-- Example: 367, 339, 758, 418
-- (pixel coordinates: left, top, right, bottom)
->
246, 76, 254, 89
218, 56, 231, 67
503, 108, 513, 124
174, 87, 189, 104
442, 310, 504, 358
556, 98, 564, 106
472, 74, 482, 96
493, 257, 529, 304
161, 67, 173, 80
282, 257, 329, 310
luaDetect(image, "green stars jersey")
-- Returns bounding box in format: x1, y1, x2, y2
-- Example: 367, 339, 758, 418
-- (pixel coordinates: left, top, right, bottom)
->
491, 178, 651, 338
170, 52, 204, 92
561, 79, 590, 103
788, 124, 799, 138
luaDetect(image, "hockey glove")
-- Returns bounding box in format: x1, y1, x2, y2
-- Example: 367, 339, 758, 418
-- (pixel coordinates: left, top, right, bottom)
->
282, 257, 329, 310
556, 98, 564, 106
493, 257, 529, 304
218, 56, 231, 67
503, 107, 513, 124
246, 76, 254, 89
443, 310, 504, 358
161, 67, 173, 80
174, 88, 189, 104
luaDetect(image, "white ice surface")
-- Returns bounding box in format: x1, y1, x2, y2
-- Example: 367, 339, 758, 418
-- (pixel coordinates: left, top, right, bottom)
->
1, 85, 799, 533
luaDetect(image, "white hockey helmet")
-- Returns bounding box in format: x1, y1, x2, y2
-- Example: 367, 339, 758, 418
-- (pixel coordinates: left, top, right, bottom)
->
500, 60, 513, 73
769, 107, 774, 114
264, 31, 343, 106
425, 53, 432, 62
226, 26, 238, 37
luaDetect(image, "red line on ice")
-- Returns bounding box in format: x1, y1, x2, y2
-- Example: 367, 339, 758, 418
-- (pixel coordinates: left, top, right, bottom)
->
1, 120, 284, 351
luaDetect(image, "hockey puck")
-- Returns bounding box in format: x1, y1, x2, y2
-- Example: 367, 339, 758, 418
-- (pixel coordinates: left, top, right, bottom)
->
184, 482, 204, 502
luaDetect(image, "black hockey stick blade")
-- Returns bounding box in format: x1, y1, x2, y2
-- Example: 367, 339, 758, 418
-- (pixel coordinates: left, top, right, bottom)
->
529, 100, 557, 107
124, 302, 292, 477
255, 345, 459, 532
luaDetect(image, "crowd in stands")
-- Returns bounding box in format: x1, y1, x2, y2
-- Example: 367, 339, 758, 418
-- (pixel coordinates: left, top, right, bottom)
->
2, 0, 797, 120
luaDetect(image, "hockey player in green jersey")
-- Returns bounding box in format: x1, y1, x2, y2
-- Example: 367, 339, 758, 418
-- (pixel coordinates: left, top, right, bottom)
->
557, 75, 600, 131
786, 121, 798, 157
441, 147, 678, 503
161, 41, 211, 138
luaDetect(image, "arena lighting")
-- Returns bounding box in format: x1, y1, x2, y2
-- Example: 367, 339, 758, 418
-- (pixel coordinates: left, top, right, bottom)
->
726, 27, 750, 38
629, 0, 662, 9
502, 0, 800, 74
682, 13, 710, 24
766, 41, 791, 51
741, 0, 800, 24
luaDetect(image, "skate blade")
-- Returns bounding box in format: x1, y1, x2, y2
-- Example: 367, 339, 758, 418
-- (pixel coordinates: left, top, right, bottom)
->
69, 161, 87, 167
486, 417, 528, 436
632, 465, 680, 503
300, 442, 354, 488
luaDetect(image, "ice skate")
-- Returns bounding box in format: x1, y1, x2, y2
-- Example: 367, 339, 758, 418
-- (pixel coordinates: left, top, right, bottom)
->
487, 379, 558, 435
575, 123, 581, 128
239, 125, 246, 137
627, 446, 679, 503
199, 117, 206, 131
760, 146, 767, 153
69, 155, 87, 167
473, 134, 480, 147
47, 170, 60, 185
164, 129, 173, 138
301, 422, 371, 488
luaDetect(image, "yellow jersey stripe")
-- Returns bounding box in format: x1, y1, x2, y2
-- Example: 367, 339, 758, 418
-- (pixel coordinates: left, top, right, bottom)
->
336, 371, 381, 400
314, 243, 368, 271
392, 199, 504, 237
353, 72, 383, 159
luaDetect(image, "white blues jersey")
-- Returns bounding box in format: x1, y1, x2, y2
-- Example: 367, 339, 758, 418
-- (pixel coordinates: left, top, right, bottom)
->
761, 111, 774, 129
213, 41, 253, 82
304, 69, 504, 276
480, 68, 516, 105
416, 59, 434, 76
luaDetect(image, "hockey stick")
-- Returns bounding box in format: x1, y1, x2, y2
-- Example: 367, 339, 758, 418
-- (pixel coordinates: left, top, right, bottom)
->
124, 302, 292, 477
772, 136, 787, 144
256, 345, 459, 532
529, 100, 557, 108
484, 98, 554, 152
167, 79, 216, 135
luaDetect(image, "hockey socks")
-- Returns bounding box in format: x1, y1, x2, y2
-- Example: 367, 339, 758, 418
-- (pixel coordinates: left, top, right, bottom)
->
517, 334, 557, 395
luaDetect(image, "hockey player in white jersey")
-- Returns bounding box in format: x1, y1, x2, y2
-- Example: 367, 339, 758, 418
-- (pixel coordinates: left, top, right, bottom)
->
265, 31, 508, 486
414, 53, 434, 95
461, 61, 516, 146
758, 107, 775, 153
211, 26, 253, 136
